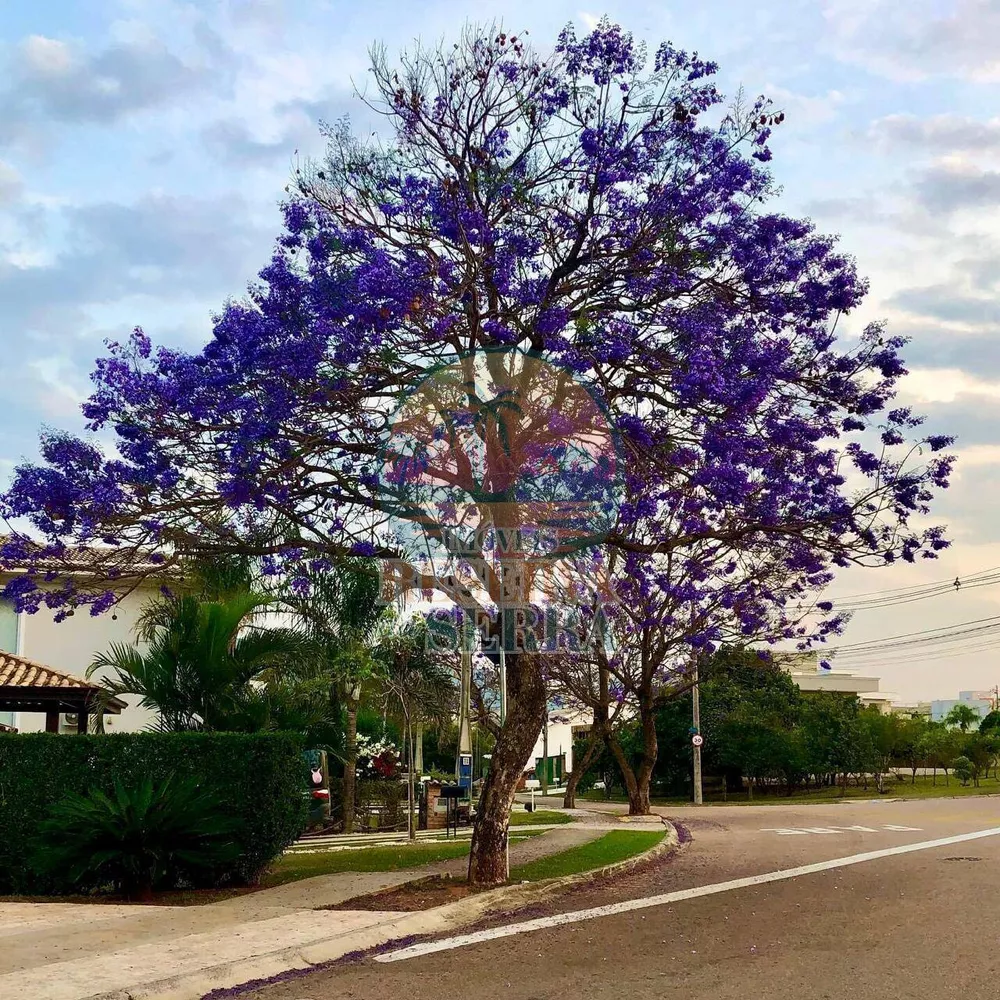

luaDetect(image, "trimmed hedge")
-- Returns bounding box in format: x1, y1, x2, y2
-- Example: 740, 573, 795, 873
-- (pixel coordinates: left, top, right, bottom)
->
0, 732, 307, 895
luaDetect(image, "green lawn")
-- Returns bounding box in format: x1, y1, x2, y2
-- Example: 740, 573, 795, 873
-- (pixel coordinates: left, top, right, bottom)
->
270, 830, 545, 886
510, 809, 574, 826
509, 829, 665, 882
583, 773, 1000, 807
266, 842, 471, 886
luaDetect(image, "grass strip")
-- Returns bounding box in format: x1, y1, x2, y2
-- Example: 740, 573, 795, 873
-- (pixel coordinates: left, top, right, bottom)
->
509, 809, 574, 826
509, 829, 664, 882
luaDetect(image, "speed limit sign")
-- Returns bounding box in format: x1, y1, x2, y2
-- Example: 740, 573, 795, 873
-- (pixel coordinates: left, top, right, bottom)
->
691, 734, 704, 747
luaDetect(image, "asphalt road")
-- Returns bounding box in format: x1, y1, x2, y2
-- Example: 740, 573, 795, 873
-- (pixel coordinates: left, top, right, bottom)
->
249, 797, 1000, 1000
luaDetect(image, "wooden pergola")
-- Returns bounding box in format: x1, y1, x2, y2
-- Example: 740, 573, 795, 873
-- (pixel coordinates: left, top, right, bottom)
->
0, 652, 126, 733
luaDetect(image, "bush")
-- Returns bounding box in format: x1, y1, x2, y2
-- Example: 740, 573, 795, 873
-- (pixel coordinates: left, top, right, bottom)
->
953, 755, 974, 786
31, 774, 241, 900
0, 732, 306, 895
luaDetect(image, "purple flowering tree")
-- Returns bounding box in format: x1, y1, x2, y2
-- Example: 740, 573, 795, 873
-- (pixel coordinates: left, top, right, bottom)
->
550, 533, 854, 814
2, 20, 953, 883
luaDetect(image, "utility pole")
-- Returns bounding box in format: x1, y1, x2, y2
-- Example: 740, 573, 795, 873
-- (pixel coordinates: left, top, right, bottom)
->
541, 708, 549, 796
692, 655, 703, 806
456, 619, 473, 800
499, 647, 507, 725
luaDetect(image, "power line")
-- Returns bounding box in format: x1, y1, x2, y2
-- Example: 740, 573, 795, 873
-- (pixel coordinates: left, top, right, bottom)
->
831, 614, 1000, 652
830, 566, 1000, 602
834, 576, 1000, 611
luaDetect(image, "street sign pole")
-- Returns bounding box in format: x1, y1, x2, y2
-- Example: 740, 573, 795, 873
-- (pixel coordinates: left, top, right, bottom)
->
692, 655, 703, 806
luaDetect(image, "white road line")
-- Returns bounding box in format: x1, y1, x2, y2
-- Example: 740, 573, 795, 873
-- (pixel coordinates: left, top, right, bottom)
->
375, 825, 1000, 963
760, 825, 922, 836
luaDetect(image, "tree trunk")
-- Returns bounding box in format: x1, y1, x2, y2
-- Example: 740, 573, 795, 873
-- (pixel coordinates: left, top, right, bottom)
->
467, 651, 546, 887
563, 728, 600, 810
626, 686, 658, 816
343, 697, 358, 835
596, 658, 656, 816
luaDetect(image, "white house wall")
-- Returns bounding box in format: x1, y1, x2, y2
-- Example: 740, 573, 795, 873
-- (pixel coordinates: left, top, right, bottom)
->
13, 587, 159, 733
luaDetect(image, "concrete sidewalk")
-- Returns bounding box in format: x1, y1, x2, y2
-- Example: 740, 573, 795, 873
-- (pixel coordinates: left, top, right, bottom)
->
0, 812, 617, 1000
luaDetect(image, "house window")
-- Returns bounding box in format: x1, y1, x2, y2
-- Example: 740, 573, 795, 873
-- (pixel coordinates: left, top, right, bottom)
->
0, 598, 17, 654
0, 599, 17, 729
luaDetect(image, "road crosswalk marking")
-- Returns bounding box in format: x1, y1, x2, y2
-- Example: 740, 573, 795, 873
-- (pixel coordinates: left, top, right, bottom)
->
761, 824, 922, 836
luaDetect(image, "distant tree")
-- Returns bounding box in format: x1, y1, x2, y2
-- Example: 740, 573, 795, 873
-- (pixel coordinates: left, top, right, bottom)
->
893, 715, 928, 784
797, 692, 860, 791
952, 755, 974, 786
855, 709, 900, 794
961, 732, 998, 787
946, 703, 981, 733
978, 709, 1000, 735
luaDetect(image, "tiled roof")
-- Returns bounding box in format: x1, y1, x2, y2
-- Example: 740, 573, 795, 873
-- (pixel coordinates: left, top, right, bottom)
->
0, 652, 97, 690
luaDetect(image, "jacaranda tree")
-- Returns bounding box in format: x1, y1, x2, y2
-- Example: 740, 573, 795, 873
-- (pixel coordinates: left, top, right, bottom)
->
2, 20, 953, 884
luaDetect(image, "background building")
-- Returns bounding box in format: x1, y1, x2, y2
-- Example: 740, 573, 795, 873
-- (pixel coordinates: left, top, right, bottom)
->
930, 690, 996, 724
772, 650, 895, 712
0, 584, 159, 733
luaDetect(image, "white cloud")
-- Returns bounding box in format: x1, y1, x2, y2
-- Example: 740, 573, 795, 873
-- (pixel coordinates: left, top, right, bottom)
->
19, 35, 74, 76
824, 0, 1000, 81
764, 84, 845, 128
868, 114, 1000, 155
902, 368, 1000, 405
0, 161, 21, 205
955, 444, 1000, 468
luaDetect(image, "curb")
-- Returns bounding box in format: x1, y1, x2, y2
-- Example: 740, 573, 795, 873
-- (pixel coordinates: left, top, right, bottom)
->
94, 819, 679, 1000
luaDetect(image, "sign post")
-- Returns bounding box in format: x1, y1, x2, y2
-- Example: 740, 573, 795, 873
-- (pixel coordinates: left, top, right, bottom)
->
692, 655, 703, 806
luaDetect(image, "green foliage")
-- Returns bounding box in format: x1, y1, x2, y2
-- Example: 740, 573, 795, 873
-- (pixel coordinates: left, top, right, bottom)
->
979, 710, 1000, 734
960, 732, 998, 786
0, 732, 306, 895
30, 774, 240, 900
90, 591, 322, 732
953, 755, 974, 785
945, 703, 981, 732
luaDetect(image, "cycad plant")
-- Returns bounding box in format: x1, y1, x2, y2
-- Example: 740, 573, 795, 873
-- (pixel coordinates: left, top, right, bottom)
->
31, 774, 240, 900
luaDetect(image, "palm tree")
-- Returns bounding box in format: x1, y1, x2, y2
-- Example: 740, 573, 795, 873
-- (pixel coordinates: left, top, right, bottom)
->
278, 559, 388, 833
89, 591, 319, 732
377, 615, 457, 839
945, 703, 981, 733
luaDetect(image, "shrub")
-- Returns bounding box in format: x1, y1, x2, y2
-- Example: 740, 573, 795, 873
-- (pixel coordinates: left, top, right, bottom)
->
31, 774, 241, 900
0, 732, 306, 895
953, 755, 974, 786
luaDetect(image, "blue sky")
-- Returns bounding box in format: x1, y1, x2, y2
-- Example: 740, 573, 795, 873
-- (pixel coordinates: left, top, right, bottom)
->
3, 0, 1000, 699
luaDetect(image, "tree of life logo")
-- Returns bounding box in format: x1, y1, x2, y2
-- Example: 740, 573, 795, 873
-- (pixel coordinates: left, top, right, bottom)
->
379, 348, 622, 653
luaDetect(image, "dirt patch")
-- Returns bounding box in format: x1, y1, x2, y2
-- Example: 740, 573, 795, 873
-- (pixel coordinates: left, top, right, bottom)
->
322, 874, 486, 912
